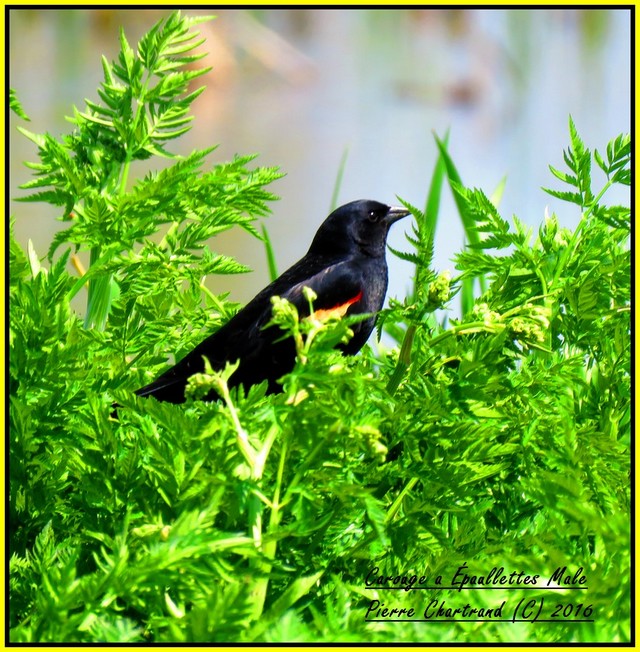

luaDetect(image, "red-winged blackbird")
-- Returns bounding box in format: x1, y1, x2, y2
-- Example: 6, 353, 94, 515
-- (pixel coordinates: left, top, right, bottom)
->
136, 199, 410, 403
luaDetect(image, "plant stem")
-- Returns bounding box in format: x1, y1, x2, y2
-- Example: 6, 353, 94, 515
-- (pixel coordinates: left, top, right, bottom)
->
250, 430, 288, 622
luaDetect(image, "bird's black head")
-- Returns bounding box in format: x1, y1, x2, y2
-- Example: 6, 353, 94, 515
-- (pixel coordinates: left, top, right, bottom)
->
309, 199, 410, 258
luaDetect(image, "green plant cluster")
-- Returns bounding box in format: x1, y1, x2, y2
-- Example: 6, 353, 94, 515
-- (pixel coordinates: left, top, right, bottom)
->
9, 12, 631, 644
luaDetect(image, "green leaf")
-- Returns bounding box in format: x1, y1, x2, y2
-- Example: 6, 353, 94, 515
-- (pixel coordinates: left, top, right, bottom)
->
249, 571, 324, 640
329, 147, 349, 212
261, 223, 278, 282
9, 88, 30, 121
434, 134, 487, 298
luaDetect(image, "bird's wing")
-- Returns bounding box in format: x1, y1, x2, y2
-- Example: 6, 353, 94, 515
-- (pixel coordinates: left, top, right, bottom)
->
134, 306, 262, 401
278, 261, 365, 320
135, 261, 365, 401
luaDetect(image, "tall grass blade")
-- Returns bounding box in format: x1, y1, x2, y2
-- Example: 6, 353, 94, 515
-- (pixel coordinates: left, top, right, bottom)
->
460, 274, 475, 317
329, 147, 349, 212
434, 133, 487, 307
424, 129, 449, 240
261, 223, 278, 282
416, 129, 450, 295
387, 133, 451, 394
491, 175, 508, 208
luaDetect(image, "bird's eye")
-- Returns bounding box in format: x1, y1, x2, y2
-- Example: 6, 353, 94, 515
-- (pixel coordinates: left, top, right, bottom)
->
368, 210, 380, 222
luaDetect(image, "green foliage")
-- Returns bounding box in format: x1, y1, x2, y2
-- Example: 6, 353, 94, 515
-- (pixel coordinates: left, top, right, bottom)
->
10, 87, 30, 121
16, 10, 280, 331
9, 13, 630, 645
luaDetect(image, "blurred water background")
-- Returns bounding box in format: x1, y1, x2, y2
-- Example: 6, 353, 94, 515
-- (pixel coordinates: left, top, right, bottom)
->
9, 8, 631, 317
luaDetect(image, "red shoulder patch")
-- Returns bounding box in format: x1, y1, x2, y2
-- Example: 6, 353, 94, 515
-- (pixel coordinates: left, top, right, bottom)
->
311, 290, 363, 321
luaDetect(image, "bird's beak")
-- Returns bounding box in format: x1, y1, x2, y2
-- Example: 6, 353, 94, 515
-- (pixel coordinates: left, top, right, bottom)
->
385, 206, 411, 225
